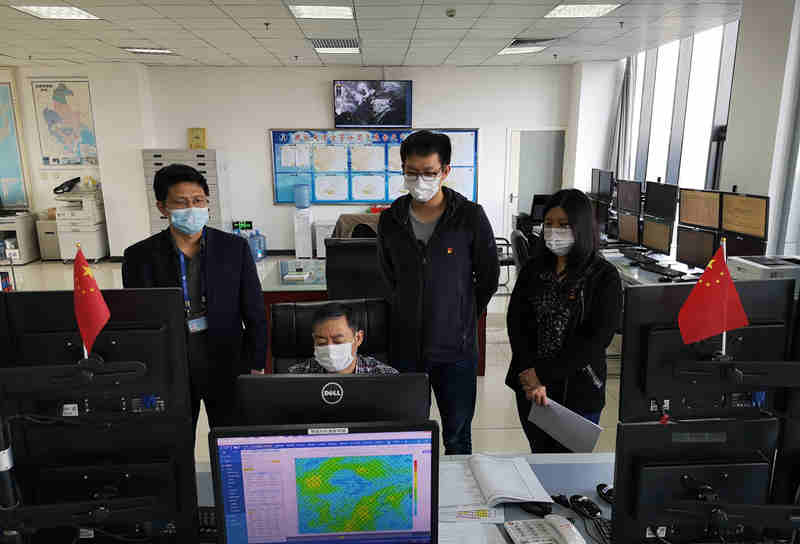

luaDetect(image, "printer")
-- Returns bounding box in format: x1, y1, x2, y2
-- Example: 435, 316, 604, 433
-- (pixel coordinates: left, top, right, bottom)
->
728, 256, 800, 296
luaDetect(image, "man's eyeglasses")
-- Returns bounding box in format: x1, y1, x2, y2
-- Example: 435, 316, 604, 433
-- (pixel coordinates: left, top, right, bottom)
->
404, 172, 441, 183
166, 197, 209, 209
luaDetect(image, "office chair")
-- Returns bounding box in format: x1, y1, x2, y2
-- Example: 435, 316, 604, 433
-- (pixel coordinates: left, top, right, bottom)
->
271, 298, 390, 373
496, 237, 514, 287
351, 223, 377, 238
510, 230, 530, 272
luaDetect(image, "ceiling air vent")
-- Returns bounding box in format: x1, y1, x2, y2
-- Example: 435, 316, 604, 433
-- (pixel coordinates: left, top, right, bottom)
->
310, 38, 360, 53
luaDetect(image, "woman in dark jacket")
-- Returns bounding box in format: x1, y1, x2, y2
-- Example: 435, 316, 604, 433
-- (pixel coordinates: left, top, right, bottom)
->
507, 189, 622, 453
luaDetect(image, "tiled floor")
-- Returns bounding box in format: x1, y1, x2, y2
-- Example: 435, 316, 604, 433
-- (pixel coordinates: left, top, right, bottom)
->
2, 260, 621, 464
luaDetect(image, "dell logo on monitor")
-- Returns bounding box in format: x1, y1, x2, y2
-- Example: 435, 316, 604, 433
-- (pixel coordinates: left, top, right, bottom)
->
321, 382, 344, 405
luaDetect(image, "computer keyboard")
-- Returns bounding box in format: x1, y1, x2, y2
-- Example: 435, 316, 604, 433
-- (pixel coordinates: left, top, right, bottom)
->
639, 262, 684, 278
198, 506, 218, 542
620, 249, 656, 265
596, 518, 612, 542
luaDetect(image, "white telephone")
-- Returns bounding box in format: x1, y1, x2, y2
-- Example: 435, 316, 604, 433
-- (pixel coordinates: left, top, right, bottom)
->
504, 515, 586, 544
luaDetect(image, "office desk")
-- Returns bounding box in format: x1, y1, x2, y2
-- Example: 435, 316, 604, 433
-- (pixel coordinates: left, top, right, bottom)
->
195, 453, 614, 542
602, 250, 701, 287
257, 258, 488, 376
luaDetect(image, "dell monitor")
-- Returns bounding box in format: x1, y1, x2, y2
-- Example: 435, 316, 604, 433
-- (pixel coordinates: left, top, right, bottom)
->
724, 231, 767, 257
679, 189, 721, 229
644, 182, 678, 221
618, 212, 639, 244
676, 227, 717, 269
211, 421, 439, 544
641, 219, 672, 255
325, 238, 390, 300
721, 193, 769, 240
616, 180, 641, 214
234, 373, 430, 426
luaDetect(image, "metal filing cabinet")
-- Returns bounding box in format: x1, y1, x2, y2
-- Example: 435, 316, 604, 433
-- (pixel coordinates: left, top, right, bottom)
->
142, 149, 224, 236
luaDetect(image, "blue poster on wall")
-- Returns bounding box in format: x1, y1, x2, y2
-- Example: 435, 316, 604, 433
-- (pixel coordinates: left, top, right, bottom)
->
270, 128, 478, 205
0, 83, 29, 209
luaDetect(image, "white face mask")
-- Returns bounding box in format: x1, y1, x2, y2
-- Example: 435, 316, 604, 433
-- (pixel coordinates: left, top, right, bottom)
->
314, 343, 354, 373
404, 175, 441, 203
544, 227, 575, 257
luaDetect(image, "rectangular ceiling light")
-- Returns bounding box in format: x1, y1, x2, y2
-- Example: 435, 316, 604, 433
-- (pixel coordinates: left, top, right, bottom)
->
289, 5, 353, 19
11, 5, 99, 19
122, 47, 175, 55
545, 4, 620, 18
498, 45, 546, 55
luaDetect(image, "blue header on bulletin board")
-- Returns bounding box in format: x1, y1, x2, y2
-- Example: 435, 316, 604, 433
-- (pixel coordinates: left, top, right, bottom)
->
270, 129, 478, 205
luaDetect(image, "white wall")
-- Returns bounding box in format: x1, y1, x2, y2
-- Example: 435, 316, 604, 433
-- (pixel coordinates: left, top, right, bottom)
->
148, 65, 573, 247
563, 61, 624, 191
721, 0, 796, 252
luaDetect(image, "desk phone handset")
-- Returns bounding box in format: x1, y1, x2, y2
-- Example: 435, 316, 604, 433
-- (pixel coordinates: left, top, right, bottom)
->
504, 514, 586, 544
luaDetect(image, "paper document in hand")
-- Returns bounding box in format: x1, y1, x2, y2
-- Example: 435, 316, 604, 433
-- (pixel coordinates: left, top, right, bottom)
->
468, 455, 552, 507
528, 399, 603, 453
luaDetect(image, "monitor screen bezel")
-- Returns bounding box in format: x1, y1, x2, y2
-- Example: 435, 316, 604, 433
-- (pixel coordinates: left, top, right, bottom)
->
720, 192, 770, 241
333, 80, 413, 128
678, 188, 722, 230
616, 180, 641, 215
641, 218, 673, 255
210, 420, 439, 544
643, 181, 678, 222
676, 226, 718, 269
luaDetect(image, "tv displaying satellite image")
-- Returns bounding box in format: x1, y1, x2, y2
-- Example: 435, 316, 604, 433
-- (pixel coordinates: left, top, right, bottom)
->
334, 80, 412, 128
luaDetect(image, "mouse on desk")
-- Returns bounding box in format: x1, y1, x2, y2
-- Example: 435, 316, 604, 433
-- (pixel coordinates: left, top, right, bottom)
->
658, 276, 673, 282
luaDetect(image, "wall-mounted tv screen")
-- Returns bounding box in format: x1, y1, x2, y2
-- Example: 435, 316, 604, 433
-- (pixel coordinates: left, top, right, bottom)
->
334, 80, 412, 128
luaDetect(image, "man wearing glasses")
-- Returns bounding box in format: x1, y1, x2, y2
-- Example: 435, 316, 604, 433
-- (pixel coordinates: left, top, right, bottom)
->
377, 131, 499, 455
122, 164, 267, 431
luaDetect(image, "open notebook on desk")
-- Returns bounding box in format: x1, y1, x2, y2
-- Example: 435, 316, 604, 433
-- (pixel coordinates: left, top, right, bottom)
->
440, 455, 552, 508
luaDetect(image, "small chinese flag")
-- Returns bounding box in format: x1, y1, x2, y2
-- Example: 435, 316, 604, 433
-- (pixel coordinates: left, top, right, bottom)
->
678, 246, 749, 344
73, 246, 110, 355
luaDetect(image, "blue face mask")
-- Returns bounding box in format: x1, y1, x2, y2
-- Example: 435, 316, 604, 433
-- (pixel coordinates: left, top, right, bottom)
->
168, 207, 209, 235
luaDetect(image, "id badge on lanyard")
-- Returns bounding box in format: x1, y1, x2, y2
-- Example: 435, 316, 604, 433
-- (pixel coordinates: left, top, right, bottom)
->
179, 249, 208, 334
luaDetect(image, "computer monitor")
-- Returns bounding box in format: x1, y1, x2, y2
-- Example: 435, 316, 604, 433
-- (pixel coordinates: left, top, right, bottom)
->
0, 289, 197, 537
211, 421, 439, 544
676, 227, 717, 269
616, 180, 641, 214
591, 169, 600, 194
644, 182, 678, 221
679, 189, 721, 229
325, 238, 390, 300
593, 200, 610, 235
618, 212, 639, 244
530, 194, 550, 222
619, 279, 795, 423
598, 170, 613, 201
721, 193, 769, 240
613, 417, 780, 544
234, 374, 430, 426
641, 219, 672, 255
723, 231, 767, 257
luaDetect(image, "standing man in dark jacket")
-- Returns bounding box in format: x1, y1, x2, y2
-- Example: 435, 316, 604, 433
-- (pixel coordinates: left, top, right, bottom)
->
122, 164, 267, 431
378, 130, 499, 455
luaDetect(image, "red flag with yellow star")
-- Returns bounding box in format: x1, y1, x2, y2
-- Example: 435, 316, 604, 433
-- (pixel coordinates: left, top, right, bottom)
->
678, 246, 749, 344
74, 247, 110, 355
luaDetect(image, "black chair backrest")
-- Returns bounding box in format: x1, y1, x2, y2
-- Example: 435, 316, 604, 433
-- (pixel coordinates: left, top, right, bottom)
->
351, 223, 377, 238
271, 298, 390, 373
325, 238, 389, 300
510, 230, 530, 270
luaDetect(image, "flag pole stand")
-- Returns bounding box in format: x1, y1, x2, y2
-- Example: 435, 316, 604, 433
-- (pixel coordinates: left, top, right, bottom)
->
711, 237, 732, 365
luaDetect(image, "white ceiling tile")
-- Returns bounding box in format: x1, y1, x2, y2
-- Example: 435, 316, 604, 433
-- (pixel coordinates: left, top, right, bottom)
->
355, 5, 421, 18
320, 53, 362, 64
608, 3, 681, 17
239, 22, 304, 38
460, 37, 510, 47
356, 0, 420, 5
220, 4, 292, 18
472, 17, 531, 32
258, 38, 316, 53
420, 0, 489, 5
462, 29, 516, 40
481, 4, 551, 18
359, 38, 409, 47
298, 19, 356, 36
280, 55, 322, 65
481, 55, 523, 65
410, 38, 461, 47
137, 29, 202, 40
356, 19, 416, 31
150, 4, 227, 17
358, 28, 415, 39
0, 6, 41, 19
125, 18, 184, 28
404, 55, 446, 65
419, 4, 486, 18
412, 28, 467, 39
86, 5, 163, 19
138, 0, 212, 4
665, 3, 740, 17
527, 18, 590, 31
181, 18, 241, 29
414, 17, 477, 29
569, 26, 632, 44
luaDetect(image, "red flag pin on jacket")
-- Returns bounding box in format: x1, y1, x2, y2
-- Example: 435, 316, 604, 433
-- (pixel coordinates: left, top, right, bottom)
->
73, 244, 110, 356
678, 241, 749, 345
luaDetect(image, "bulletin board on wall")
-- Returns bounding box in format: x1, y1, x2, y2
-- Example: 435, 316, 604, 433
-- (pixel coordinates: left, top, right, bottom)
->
269, 128, 478, 205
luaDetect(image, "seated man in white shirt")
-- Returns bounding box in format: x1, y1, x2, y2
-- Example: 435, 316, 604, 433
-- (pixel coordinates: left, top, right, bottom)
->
288, 303, 399, 375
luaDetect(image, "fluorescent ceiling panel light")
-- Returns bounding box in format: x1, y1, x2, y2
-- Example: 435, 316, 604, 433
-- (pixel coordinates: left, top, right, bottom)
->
122, 47, 175, 54
545, 4, 620, 18
11, 5, 99, 19
498, 45, 546, 55
289, 5, 353, 19
315, 47, 359, 53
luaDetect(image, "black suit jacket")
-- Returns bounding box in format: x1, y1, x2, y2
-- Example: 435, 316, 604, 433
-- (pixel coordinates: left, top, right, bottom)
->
122, 227, 267, 376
